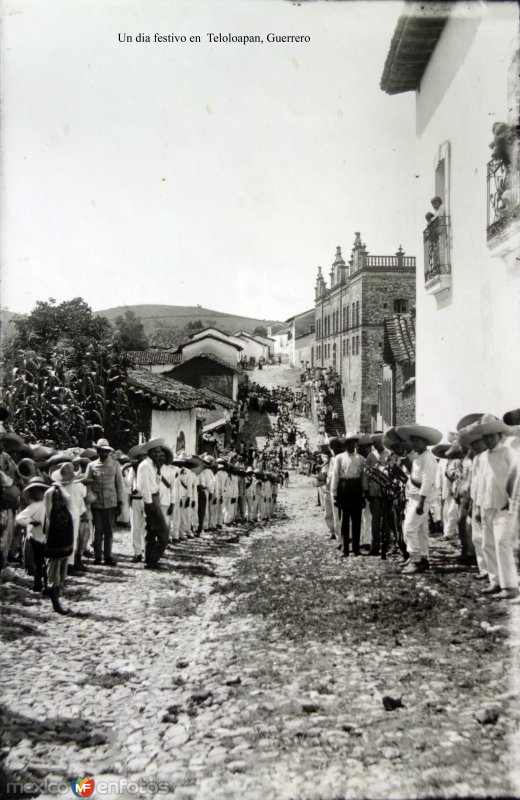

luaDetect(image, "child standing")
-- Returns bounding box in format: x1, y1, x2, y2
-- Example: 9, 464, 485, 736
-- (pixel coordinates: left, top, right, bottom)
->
16, 478, 48, 593
43, 466, 75, 615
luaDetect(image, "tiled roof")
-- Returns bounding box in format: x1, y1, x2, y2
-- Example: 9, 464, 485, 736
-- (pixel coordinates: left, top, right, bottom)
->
127, 368, 215, 411
383, 314, 416, 366
188, 326, 233, 340
165, 353, 242, 375
271, 324, 291, 336
380, 4, 450, 95
198, 387, 236, 410
148, 329, 189, 350
180, 334, 243, 352
127, 350, 183, 366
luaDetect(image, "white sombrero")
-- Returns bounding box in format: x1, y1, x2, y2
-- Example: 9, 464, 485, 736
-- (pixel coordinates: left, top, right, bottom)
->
142, 438, 166, 453
396, 424, 443, 446
469, 414, 509, 438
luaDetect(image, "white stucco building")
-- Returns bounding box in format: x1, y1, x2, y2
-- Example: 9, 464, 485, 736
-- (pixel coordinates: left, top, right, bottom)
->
381, 1, 520, 433
179, 332, 243, 365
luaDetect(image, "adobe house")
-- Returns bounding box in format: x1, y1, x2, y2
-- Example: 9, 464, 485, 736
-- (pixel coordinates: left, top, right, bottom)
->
163, 353, 241, 402
127, 367, 215, 454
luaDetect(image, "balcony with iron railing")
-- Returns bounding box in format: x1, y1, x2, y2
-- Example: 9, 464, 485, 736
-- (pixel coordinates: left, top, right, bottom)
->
487, 156, 520, 242
423, 215, 451, 295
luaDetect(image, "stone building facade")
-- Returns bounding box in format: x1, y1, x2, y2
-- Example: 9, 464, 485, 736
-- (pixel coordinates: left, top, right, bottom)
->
314, 234, 416, 432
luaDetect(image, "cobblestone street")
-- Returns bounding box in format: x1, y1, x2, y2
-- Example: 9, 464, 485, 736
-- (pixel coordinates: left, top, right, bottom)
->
2, 449, 520, 799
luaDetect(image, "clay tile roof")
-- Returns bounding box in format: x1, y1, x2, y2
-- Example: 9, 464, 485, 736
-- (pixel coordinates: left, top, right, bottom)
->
127, 367, 215, 411
165, 353, 242, 375
148, 329, 189, 350
383, 314, 416, 366
127, 350, 183, 366
198, 387, 236, 410
380, 3, 451, 95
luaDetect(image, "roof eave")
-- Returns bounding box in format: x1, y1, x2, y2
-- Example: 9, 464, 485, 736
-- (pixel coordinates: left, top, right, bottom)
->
380, 5, 451, 96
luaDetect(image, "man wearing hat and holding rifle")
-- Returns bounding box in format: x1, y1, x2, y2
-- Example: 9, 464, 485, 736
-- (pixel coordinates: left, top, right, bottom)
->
396, 424, 442, 574
84, 438, 125, 566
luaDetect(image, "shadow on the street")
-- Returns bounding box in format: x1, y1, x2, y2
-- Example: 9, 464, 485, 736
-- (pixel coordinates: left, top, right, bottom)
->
0, 704, 109, 798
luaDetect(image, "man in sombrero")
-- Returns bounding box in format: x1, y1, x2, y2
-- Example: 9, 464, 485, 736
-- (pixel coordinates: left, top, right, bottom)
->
472, 414, 519, 600
136, 438, 170, 568
396, 423, 442, 574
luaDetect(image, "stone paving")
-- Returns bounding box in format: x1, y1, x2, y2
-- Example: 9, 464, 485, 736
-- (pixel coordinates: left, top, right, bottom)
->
1, 469, 520, 800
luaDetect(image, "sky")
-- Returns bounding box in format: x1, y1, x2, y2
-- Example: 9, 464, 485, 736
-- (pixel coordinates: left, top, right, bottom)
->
1, 0, 416, 322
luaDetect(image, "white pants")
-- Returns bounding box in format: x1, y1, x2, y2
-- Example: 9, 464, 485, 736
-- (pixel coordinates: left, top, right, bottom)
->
171, 502, 182, 540
209, 497, 219, 529
161, 504, 172, 541
180, 504, 192, 537
482, 509, 519, 590
131, 499, 146, 556
246, 496, 255, 522
471, 512, 487, 577
443, 495, 459, 537
361, 505, 372, 546
323, 493, 335, 535
403, 498, 430, 560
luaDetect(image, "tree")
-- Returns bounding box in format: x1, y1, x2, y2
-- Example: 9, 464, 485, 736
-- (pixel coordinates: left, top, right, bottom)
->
253, 325, 268, 338
187, 320, 204, 331
113, 309, 148, 350
3, 298, 139, 450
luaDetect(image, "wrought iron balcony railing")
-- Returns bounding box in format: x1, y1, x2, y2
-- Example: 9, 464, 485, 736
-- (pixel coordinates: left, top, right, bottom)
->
487, 157, 520, 241
423, 215, 451, 286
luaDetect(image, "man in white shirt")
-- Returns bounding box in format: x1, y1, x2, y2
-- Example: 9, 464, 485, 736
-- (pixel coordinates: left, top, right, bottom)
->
473, 415, 519, 600
136, 438, 169, 568
396, 424, 441, 574
459, 423, 488, 581
330, 433, 365, 557
128, 444, 147, 562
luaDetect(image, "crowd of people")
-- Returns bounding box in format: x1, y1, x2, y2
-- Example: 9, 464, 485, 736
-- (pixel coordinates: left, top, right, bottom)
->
300, 366, 343, 437
0, 374, 322, 616
0, 403, 284, 614
315, 412, 520, 602
5, 366, 518, 618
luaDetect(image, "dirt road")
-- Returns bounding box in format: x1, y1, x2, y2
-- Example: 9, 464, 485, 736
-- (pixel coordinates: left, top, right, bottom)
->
2, 467, 520, 799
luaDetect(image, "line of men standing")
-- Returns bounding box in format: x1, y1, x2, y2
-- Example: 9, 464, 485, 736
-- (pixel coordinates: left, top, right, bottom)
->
127, 439, 279, 568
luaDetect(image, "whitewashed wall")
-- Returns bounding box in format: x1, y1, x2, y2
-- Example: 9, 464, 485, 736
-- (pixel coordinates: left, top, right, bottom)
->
151, 409, 197, 454
180, 337, 241, 365
414, 4, 520, 433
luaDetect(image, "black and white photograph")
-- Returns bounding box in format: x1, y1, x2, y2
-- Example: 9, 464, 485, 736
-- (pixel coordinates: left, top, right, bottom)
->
1, 0, 520, 798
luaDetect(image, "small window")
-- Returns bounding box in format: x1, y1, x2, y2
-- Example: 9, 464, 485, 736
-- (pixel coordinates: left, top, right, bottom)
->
394, 299, 408, 314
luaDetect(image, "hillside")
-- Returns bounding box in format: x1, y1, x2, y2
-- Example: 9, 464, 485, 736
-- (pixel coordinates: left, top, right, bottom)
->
0, 309, 23, 345
94, 304, 281, 338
